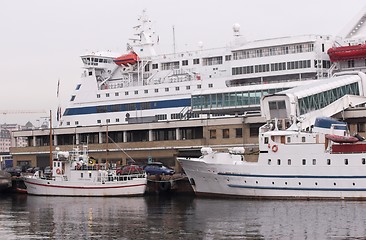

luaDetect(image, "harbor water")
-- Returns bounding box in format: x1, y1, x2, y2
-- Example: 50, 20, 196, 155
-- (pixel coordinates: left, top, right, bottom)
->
1, 193, 366, 239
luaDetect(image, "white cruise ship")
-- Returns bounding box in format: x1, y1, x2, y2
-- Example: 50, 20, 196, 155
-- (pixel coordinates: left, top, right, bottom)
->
59, 10, 335, 128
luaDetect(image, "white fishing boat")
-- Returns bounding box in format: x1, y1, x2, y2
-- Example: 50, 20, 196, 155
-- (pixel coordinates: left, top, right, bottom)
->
24, 146, 147, 196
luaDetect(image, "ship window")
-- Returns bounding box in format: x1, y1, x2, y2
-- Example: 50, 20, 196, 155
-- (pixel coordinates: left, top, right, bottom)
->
81, 173, 84, 178
268, 159, 271, 165
175, 87, 180, 91
144, 90, 148, 94
302, 137, 306, 142
277, 159, 281, 165
165, 88, 169, 92
193, 58, 200, 65
134, 90, 138, 95
345, 159, 349, 165
186, 86, 190, 90
106, 119, 110, 123
106, 93, 110, 97
327, 159, 331, 165
287, 137, 291, 143
66, 122, 70, 126
362, 158, 366, 165
264, 137, 269, 144
97, 120, 101, 124
312, 159, 316, 165
155, 89, 159, 93
182, 60, 188, 66
209, 130, 216, 139
302, 159, 306, 165
75, 84, 81, 90
152, 63, 158, 69
89, 172, 92, 178
97, 94, 100, 98
70, 95, 76, 101
225, 55, 232, 61
222, 129, 229, 138
208, 84, 213, 88
115, 92, 119, 96
197, 85, 202, 89
89, 71, 92, 76
288, 159, 291, 165
125, 91, 129, 96
75, 121, 79, 125
116, 118, 119, 122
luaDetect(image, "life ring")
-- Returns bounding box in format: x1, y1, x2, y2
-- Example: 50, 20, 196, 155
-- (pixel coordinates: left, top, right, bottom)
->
56, 168, 61, 175
272, 145, 278, 152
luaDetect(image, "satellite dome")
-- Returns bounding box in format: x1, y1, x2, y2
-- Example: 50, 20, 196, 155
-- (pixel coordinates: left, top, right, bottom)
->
233, 23, 240, 33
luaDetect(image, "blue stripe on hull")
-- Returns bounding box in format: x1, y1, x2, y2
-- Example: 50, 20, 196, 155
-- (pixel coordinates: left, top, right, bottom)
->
218, 172, 366, 179
64, 98, 191, 116
228, 184, 366, 191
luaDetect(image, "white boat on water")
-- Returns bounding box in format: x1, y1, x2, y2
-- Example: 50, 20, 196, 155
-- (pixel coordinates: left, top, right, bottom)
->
24, 146, 147, 196
178, 117, 366, 199
178, 71, 366, 199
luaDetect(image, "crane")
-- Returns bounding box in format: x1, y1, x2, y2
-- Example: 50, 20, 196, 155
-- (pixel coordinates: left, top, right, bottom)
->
0, 110, 48, 125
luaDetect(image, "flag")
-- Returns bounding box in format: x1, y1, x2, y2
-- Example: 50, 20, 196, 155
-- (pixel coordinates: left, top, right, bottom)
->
57, 79, 60, 98
57, 106, 62, 121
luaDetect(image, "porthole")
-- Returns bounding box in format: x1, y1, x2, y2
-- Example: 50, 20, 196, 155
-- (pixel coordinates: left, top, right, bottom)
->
272, 182, 275, 185
315, 182, 318, 185
334, 182, 336, 186
256, 181, 258, 184
298, 182, 301, 185
345, 159, 349, 165
353, 183, 356, 186
362, 158, 366, 165
285, 182, 288, 185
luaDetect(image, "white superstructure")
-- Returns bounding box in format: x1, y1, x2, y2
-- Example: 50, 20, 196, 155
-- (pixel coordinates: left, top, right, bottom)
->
59, 10, 336, 128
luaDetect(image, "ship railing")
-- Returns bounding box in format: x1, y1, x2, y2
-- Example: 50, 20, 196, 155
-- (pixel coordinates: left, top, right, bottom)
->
97, 173, 145, 183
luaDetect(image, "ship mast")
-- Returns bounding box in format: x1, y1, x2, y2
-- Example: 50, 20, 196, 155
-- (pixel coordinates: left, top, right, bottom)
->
49, 110, 53, 170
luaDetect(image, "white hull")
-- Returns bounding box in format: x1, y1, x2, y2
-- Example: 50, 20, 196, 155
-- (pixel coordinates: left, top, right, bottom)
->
179, 158, 366, 199
24, 176, 147, 197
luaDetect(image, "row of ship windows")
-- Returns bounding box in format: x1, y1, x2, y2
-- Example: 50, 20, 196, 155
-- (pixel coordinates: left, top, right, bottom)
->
268, 158, 366, 166
155, 43, 316, 70
232, 60, 313, 75
233, 43, 316, 60
241, 180, 358, 187
65, 113, 201, 126
72, 84, 215, 101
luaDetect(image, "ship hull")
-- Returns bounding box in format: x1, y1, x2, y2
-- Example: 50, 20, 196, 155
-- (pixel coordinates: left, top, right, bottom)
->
24, 176, 147, 197
178, 156, 366, 200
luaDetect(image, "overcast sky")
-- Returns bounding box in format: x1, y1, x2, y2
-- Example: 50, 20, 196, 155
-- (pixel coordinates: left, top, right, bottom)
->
0, 0, 365, 125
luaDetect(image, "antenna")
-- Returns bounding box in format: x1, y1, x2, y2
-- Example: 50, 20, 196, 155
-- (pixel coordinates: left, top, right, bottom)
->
173, 25, 176, 54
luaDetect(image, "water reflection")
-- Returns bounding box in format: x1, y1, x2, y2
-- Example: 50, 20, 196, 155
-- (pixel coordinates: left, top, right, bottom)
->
1, 194, 366, 239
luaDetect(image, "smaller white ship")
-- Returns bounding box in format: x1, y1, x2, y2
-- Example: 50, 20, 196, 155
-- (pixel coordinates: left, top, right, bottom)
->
24, 146, 147, 196
178, 116, 366, 199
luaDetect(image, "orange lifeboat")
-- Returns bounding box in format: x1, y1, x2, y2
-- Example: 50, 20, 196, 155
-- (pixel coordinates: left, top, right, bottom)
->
114, 52, 139, 66
327, 44, 366, 62
325, 134, 359, 143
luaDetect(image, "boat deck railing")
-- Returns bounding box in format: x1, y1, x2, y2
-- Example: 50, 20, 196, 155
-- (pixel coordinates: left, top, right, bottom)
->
98, 173, 146, 183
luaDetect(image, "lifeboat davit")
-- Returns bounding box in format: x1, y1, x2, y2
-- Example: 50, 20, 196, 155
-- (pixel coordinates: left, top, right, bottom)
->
327, 44, 366, 62
114, 52, 139, 66
325, 134, 359, 143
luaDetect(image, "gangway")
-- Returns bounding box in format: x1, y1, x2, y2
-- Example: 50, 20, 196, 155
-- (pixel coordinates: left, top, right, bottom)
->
261, 72, 366, 130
